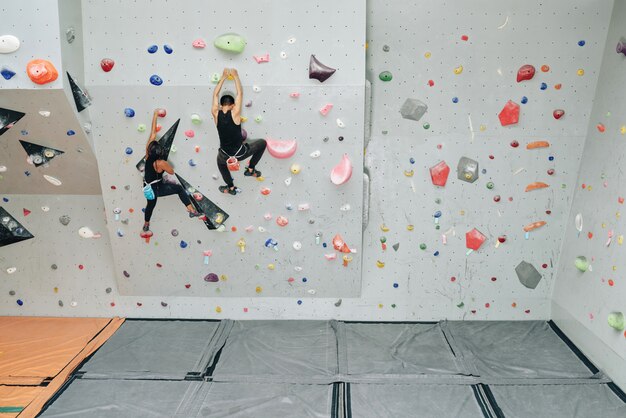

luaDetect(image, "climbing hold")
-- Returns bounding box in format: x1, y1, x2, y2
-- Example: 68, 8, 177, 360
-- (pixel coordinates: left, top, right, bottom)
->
290, 164, 301, 174
310, 150, 321, 159
336, 119, 345, 128
452, 97, 459, 103
100, 58, 114, 72
379, 71, 392, 81
59, 215, 71, 226
180, 240, 188, 248
137, 124, 146, 132
523, 221, 546, 232
188, 159, 196, 167
254, 116, 263, 123
597, 123, 606, 132
0, 35, 20, 53
575, 256, 589, 272
320, 103, 333, 116
266, 139, 297, 158
430, 161, 450, 187
147, 45, 158, 53
253, 53, 269, 63
525, 182, 549, 192
293, 241, 302, 250
466, 228, 487, 251
185, 130, 194, 138
150, 75, 163, 86
553, 109, 565, 120
309, 54, 336, 82
498, 100, 520, 126
276, 216, 289, 227
453, 65, 463, 74
486, 182, 494, 190
260, 187, 271, 195
124, 108, 135, 117
376, 260, 385, 268
617, 39, 626, 56
6, 267, 16, 274
330, 154, 353, 185
210, 73, 220, 83
521, 96, 528, 104
577, 69, 585, 76
67, 130, 75, 136
26, 59, 59, 84
214, 33, 246, 53
516, 261, 543, 289
163, 44, 173, 54
516, 64, 535, 82
289, 92, 300, 98
457, 157, 479, 183
1, 67, 16, 80
608, 312, 625, 331
191, 114, 202, 124
204, 273, 219, 282
192, 38, 206, 48
332, 234, 351, 253
399, 98, 428, 121
526, 141, 550, 149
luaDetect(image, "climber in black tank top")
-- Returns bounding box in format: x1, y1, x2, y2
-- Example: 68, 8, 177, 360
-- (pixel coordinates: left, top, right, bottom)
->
142, 109, 202, 233
212, 68, 266, 195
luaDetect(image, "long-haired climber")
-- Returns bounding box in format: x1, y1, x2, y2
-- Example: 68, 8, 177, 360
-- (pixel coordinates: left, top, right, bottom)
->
142, 109, 202, 232
212, 68, 267, 195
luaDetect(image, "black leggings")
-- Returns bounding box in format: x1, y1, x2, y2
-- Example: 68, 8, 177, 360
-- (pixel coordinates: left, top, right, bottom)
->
217, 139, 267, 188
144, 181, 192, 222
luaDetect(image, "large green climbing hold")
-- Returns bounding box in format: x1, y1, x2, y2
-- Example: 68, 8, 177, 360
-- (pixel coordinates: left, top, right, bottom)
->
608, 312, 624, 331
214, 33, 246, 53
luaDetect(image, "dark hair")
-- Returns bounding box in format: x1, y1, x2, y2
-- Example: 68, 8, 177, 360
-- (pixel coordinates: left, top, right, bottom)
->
220, 95, 235, 106
148, 141, 164, 160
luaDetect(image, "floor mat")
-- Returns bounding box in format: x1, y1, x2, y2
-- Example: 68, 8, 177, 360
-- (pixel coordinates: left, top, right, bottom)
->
444, 321, 595, 379
80, 320, 225, 379
0, 386, 44, 417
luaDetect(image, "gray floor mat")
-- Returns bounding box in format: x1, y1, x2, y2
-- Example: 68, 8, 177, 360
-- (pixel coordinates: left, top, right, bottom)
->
489, 384, 626, 418
211, 320, 338, 379
444, 321, 594, 379
348, 383, 485, 418
40, 379, 199, 417
340, 322, 464, 376
80, 320, 222, 379
178, 382, 333, 417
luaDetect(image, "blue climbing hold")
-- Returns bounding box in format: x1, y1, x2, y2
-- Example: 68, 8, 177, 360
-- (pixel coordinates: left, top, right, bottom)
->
322, 242, 327, 248
147, 45, 158, 53
434, 251, 440, 256
540, 82, 547, 90
17, 299, 23, 306
1, 68, 16, 80
24, 171, 31, 176
409, 157, 415, 164
578, 40, 586, 46
452, 97, 459, 103
302, 277, 308, 283
20, 130, 28, 136
297, 300, 303, 305
2, 197, 8, 202
434, 210, 442, 218
188, 159, 196, 167
521, 96, 528, 104
180, 240, 188, 248
163, 44, 173, 54
548, 156, 554, 161
67, 130, 75, 136
393, 283, 399, 288
125, 147, 133, 155
124, 108, 135, 117
150, 75, 163, 86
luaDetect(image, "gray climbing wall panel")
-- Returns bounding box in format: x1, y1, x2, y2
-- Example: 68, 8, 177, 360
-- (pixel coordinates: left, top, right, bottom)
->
82, 0, 365, 297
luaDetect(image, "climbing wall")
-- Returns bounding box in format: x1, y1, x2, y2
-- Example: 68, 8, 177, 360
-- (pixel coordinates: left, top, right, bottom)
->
552, 0, 626, 389
81, 0, 365, 298
360, 0, 612, 319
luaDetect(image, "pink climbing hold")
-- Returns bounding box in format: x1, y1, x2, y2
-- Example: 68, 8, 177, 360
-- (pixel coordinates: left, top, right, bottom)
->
253, 53, 269, 63
466, 228, 487, 251
266, 138, 298, 159
23, 208, 31, 217
289, 92, 300, 98
192, 39, 206, 49
276, 216, 289, 227
319, 103, 333, 116
185, 129, 195, 138
330, 154, 353, 185
498, 100, 520, 126
516, 64, 535, 82
430, 161, 450, 187
100, 58, 115, 72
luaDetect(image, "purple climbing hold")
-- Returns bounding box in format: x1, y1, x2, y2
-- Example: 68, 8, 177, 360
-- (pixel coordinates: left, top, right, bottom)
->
147, 45, 158, 54
1, 68, 16, 80
308, 55, 336, 82
241, 127, 247, 141
150, 75, 163, 86
204, 273, 219, 282
617, 39, 626, 56
123, 270, 130, 278
161, 301, 168, 307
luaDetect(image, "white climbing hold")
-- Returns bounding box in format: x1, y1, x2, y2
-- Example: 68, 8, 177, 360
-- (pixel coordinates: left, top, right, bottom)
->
280, 51, 287, 59
287, 37, 296, 44
78, 226, 101, 239
294, 266, 303, 272
284, 177, 292, 186
298, 203, 310, 211
212, 173, 219, 180
6, 267, 16, 274
293, 241, 302, 250
307, 289, 316, 295
41, 206, 50, 212
253, 85, 261, 92
44, 175, 62, 186
340, 203, 351, 211
310, 150, 321, 158
0, 166, 6, 172
70, 301, 78, 307
39, 110, 51, 117
336, 118, 345, 128
0, 35, 20, 54
258, 226, 266, 233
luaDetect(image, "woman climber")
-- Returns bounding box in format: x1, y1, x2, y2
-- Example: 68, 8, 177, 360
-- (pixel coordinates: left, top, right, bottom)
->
212, 68, 267, 195
142, 109, 202, 233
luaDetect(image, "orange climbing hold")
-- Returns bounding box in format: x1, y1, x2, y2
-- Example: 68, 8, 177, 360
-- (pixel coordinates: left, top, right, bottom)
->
526, 141, 550, 149
26, 59, 58, 85
332, 234, 351, 253
523, 221, 546, 232
525, 182, 549, 192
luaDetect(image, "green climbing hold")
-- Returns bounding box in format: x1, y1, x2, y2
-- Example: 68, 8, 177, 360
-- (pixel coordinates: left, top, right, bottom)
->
574, 256, 589, 272
435, 198, 442, 204
380, 236, 387, 243
608, 312, 625, 331
486, 182, 494, 189
214, 33, 247, 53
419, 243, 427, 250
137, 124, 146, 132
210, 73, 220, 83
423, 122, 430, 129
379, 71, 392, 81
457, 302, 465, 308
191, 114, 202, 124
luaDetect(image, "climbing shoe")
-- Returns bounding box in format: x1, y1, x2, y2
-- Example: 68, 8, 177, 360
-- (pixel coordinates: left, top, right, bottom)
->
189, 210, 203, 218
244, 166, 262, 177
142, 224, 150, 232
219, 185, 237, 195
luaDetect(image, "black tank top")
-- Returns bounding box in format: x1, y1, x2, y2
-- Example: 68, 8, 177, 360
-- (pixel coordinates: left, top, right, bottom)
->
144, 156, 162, 183
217, 110, 243, 155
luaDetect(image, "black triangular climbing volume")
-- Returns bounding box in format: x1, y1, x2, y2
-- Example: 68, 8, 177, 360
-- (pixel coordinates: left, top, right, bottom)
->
66, 71, 92, 112
18, 140, 64, 167
136, 119, 180, 172
0, 207, 34, 247
175, 174, 229, 230
0, 107, 26, 136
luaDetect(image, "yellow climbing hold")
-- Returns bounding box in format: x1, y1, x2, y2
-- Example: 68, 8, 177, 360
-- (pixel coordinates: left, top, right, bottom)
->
378, 303, 384, 309
215, 306, 222, 313
53, 287, 58, 293
620, 125, 626, 134
407, 224, 414, 231
241, 116, 248, 123
619, 235, 624, 245
424, 51, 431, 58
613, 266, 618, 271
255, 286, 262, 293
376, 260, 385, 268
454, 65, 463, 74
577, 69, 585, 76
268, 264, 275, 270
404, 170, 414, 177
380, 224, 390, 232
220, 274, 228, 281
256, 176, 265, 182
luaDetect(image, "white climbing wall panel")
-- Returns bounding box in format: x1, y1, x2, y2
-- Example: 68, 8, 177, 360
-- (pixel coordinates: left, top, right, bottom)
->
81, 0, 365, 297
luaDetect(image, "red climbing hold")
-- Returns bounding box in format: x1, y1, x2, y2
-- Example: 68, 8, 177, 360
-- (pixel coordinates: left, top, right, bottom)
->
553, 109, 565, 120
429, 161, 450, 187
100, 58, 115, 72
23, 208, 31, 216
498, 100, 520, 126
516, 64, 535, 82
466, 228, 487, 251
